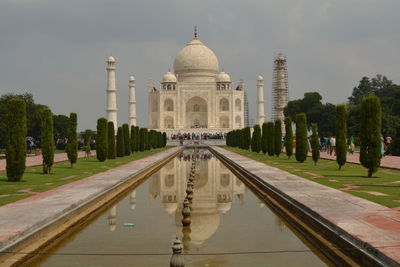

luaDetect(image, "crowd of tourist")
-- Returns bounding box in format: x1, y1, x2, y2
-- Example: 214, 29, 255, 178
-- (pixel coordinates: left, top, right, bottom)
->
170, 132, 226, 141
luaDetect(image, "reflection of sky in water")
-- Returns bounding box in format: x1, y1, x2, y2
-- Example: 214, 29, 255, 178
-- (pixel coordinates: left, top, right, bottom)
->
36, 149, 328, 267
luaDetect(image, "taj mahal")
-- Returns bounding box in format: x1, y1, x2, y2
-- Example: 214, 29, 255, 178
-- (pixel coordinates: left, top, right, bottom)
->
148, 30, 245, 135
105, 29, 288, 135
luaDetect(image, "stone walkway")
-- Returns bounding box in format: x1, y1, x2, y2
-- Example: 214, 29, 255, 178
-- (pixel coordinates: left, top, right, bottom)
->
0, 150, 97, 172
0, 147, 180, 256
311, 151, 400, 170
213, 146, 400, 265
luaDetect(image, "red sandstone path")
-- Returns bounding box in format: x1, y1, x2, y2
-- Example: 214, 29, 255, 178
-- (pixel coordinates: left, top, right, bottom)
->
309, 151, 400, 170
0, 150, 96, 172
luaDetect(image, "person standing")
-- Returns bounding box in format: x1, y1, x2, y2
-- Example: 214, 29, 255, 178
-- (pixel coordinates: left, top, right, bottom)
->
330, 136, 336, 156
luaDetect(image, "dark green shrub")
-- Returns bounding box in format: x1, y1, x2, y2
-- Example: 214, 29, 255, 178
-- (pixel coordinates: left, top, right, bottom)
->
295, 113, 308, 163
96, 118, 108, 162
116, 126, 125, 157
336, 105, 347, 170
66, 112, 78, 167
261, 123, 268, 154
41, 108, 55, 173
139, 128, 147, 151
107, 121, 116, 159
243, 127, 251, 150
162, 132, 167, 147
266, 122, 275, 156
130, 125, 136, 153
6, 98, 27, 181
360, 96, 382, 177
251, 125, 262, 153
284, 117, 293, 159
123, 124, 130, 155
274, 120, 282, 157
311, 123, 320, 165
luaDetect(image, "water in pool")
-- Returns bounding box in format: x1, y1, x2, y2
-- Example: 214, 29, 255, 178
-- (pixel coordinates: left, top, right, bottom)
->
32, 149, 330, 266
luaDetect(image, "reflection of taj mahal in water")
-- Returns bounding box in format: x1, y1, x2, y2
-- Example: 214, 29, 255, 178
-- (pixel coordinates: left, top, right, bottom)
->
149, 150, 245, 245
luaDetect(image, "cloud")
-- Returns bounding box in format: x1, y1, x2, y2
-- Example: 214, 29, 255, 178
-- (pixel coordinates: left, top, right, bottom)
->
0, 0, 399, 130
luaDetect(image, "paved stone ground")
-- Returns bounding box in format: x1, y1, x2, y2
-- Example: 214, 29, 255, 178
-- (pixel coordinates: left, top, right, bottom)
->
0, 147, 180, 253
214, 146, 400, 264
0, 150, 97, 172
311, 151, 400, 170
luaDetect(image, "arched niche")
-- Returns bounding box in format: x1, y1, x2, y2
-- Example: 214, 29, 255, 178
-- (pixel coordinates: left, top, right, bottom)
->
220, 98, 229, 111
164, 99, 174, 112
235, 98, 241, 111
185, 96, 207, 128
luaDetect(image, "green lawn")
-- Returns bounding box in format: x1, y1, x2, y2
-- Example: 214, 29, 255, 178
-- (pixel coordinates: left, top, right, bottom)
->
225, 147, 400, 208
0, 148, 168, 206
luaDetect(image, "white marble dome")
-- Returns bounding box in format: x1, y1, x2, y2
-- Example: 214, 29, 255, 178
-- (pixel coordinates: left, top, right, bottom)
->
173, 38, 219, 76
216, 71, 231, 83
162, 71, 177, 83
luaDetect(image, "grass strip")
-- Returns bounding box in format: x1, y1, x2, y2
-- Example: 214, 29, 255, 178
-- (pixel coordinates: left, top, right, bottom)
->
224, 147, 400, 208
0, 148, 168, 206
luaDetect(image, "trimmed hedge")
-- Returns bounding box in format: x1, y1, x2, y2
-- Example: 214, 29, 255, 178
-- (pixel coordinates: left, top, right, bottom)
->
107, 121, 116, 159
360, 96, 382, 177
116, 126, 125, 157
336, 105, 347, 170
274, 120, 282, 157
311, 123, 320, 165
295, 113, 308, 163
66, 112, 78, 167
96, 118, 108, 162
266, 122, 275, 156
6, 98, 27, 181
123, 124, 130, 156
41, 107, 55, 173
284, 117, 293, 159
251, 124, 262, 153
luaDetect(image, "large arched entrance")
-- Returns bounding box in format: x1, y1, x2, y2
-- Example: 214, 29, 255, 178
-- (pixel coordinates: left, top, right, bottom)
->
186, 96, 207, 128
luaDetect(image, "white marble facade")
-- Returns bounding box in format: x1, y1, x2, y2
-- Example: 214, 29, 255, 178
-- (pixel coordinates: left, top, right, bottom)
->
148, 35, 245, 135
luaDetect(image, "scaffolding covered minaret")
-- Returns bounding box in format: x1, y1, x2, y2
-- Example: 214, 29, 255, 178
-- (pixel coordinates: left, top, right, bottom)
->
272, 53, 289, 127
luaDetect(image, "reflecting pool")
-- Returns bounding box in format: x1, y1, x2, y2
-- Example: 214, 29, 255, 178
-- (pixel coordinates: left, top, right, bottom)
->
33, 149, 330, 266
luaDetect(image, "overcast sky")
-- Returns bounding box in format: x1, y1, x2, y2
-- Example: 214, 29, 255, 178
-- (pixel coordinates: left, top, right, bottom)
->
0, 0, 399, 131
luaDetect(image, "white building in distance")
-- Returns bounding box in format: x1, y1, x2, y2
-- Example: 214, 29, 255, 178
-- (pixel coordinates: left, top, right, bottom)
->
148, 32, 245, 135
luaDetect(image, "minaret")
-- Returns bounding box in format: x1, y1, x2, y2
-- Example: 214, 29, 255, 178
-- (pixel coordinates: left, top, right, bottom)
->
128, 76, 137, 127
106, 56, 118, 131
256, 75, 265, 126
272, 53, 289, 133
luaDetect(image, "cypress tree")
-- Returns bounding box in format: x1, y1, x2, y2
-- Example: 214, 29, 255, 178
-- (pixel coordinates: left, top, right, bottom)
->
162, 132, 167, 147
139, 128, 146, 151
96, 118, 108, 162
274, 120, 282, 157
261, 122, 268, 154
251, 125, 262, 153
266, 122, 275, 156
107, 121, 116, 159
116, 126, 125, 157
336, 105, 347, 170
284, 117, 293, 159
41, 108, 55, 173
360, 96, 382, 177
311, 123, 320, 166
130, 125, 136, 153
134, 126, 140, 151
6, 98, 27, 181
66, 112, 78, 167
243, 127, 251, 150
295, 113, 308, 163
123, 124, 130, 155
